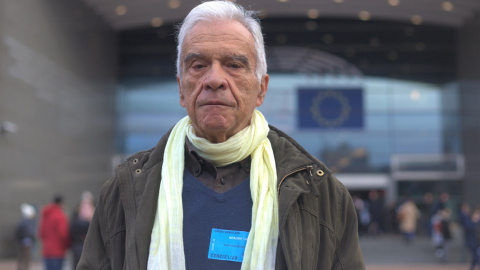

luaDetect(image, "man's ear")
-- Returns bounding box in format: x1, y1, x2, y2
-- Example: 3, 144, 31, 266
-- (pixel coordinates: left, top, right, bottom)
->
256, 74, 269, 107
177, 76, 186, 108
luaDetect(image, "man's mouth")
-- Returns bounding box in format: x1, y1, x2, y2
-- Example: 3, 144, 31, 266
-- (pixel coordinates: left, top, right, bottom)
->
202, 101, 229, 106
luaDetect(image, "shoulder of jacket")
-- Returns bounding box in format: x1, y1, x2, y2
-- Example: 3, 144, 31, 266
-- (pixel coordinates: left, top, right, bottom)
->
268, 125, 333, 179
114, 128, 173, 178
98, 130, 172, 202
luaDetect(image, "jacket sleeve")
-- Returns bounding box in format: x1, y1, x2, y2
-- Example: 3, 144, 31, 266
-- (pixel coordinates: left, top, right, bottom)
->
333, 182, 366, 270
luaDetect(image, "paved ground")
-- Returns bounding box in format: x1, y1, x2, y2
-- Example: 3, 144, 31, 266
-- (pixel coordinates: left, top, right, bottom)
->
0, 232, 473, 269
361, 233, 471, 270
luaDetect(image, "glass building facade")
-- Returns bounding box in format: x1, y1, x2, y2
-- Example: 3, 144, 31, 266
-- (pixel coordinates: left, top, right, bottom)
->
116, 74, 460, 174
115, 17, 466, 203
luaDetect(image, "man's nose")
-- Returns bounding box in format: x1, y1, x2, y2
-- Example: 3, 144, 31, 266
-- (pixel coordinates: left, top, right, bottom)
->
203, 63, 227, 90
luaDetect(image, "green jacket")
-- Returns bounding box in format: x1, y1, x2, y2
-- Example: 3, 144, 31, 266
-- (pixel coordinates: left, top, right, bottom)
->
78, 126, 365, 270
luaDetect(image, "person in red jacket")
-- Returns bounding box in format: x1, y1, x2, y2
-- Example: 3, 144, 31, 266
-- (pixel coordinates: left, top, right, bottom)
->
39, 194, 70, 270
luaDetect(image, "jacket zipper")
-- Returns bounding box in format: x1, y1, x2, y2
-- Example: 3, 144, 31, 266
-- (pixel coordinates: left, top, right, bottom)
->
277, 165, 320, 197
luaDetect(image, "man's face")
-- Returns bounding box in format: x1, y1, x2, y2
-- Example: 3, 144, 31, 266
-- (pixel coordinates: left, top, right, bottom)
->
178, 20, 269, 143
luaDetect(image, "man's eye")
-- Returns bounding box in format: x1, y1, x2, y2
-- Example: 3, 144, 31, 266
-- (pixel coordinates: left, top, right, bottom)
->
193, 64, 205, 69
229, 63, 242, 69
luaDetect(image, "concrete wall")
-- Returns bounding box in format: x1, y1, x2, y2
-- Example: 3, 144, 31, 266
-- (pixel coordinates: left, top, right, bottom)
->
0, 0, 117, 258
458, 11, 480, 208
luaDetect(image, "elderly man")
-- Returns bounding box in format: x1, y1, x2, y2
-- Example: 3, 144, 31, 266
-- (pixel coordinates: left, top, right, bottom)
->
78, 1, 365, 269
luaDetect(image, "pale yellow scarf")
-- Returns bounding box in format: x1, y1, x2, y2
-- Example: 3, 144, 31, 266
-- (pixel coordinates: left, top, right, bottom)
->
147, 110, 278, 269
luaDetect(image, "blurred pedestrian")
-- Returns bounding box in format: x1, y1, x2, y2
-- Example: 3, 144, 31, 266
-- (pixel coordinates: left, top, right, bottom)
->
396, 198, 421, 244
15, 203, 36, 270
461, 207, 480, 270
353, 195, 370, 236
39, 194, 70, 270
459, 202, 473, 262
433, 191, 456, 221
472, 209, 480, 270
385, 201, 399, 234
420, 192, 434, 237
431, 208, 452, 261
70, 191, 95, 269
368, 190, 385, 236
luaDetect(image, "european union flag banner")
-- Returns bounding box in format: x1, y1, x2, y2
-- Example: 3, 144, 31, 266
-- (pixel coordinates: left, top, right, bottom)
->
298, 88, 363, 129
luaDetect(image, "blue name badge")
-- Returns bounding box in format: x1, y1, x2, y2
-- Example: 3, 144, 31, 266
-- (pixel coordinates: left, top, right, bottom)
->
208, 228, 249, 262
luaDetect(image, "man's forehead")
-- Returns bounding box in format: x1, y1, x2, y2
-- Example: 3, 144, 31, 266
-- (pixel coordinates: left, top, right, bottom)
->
183, 21, 254, 48
181, 21, 256, 59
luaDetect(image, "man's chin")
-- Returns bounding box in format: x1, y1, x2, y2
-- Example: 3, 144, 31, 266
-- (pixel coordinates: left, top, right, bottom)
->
193, 120, 236, 142
199, 122, 231, 134
198, 114, 231, 128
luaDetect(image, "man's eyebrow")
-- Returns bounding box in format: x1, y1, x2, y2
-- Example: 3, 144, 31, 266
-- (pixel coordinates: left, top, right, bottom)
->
183, 53, 251, 68
228, 54, 249, 66
183, 53, 203, 65
228, 54, 252, 71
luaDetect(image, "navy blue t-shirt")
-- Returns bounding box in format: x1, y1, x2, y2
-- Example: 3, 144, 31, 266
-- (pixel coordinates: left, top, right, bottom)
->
182, 169, 252, 270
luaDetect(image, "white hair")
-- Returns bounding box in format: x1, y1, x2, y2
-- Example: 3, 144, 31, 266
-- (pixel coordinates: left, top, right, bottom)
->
21, 203, 35, 219
176, 0, 267, 82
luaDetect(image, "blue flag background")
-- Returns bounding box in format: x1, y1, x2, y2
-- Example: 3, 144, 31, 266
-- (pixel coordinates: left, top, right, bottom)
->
298, 88, 363, 129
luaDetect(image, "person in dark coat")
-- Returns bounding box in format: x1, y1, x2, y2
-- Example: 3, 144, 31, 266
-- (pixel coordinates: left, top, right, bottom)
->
70, 191, 95, 269
460, 207, 480, 270
15, 203, 36, 270
70, 211, 90, 269
368, 190, 385, 236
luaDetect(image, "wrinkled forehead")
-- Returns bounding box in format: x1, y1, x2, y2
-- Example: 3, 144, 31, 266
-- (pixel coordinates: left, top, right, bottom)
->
181, 20, 256, 58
